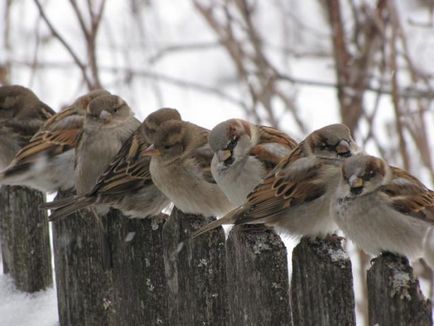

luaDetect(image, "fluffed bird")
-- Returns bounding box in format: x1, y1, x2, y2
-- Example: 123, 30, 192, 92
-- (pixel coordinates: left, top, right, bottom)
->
192, 123, 361, 239
74, 94, 141, 196
209, 118, 297, 206
0, 89, 110, 192
332, 154, 434, 267
43, 108, 180, 220
143, 119, 235, 217
0, 85, 54, 169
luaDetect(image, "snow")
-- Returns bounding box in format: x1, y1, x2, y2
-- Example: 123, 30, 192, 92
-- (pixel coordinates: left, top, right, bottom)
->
0, 275, 58, 326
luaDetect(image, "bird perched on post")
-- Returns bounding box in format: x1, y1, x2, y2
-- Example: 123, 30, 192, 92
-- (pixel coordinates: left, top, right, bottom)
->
0, 89, 110, 192
142, 119, 235, 217
0, 85, 54, 169
192, 123, 361, 239
332, 154, 434, 268
73, 94, 141, 196
43, 108, 180, 220
209, 119, 297, 206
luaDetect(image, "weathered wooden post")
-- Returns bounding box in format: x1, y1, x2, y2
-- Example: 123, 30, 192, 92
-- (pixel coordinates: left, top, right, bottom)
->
367, 253, 432, 326
291, 237, 356, 326
226, 225, 292, 326
51, 191, 114, 326
107, 210, 168, 326
0, 185, 52, 292
163, 207, 227, 326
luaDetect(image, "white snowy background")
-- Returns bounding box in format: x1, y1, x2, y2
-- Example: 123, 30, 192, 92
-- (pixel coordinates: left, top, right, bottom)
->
1, 0, 434, 325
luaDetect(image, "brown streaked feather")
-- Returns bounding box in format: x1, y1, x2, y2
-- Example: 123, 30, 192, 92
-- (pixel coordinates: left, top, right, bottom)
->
249, 145, 285, 171
87, 127, 152, 196
380, 166, 434, 222
41, 106, 78, 129
246, 126, 297, 171
12, 109, 83, 164
273, 142, 306, 173
236, 159, 327, 225
192, 143, 323, 239
257, 125, 297, 149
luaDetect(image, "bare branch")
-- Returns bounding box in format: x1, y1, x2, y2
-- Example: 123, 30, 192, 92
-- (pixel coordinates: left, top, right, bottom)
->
69, 0, 90, 39
32, 0, 92, 89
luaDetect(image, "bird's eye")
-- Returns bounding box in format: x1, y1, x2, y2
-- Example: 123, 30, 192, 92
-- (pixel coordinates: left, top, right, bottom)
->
113, 108, 118, 113
363, 170, 376, 180
164, 145, 172, 150
320, 142, 327, 150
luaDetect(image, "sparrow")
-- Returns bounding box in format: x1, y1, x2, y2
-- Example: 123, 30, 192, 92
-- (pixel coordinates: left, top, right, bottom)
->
74, 94, 141, 196
43, 108, 180, 220
0, 85, 55, 169
192, 123, 361, 239
143, 119, 235, 217
0, 89, 110, 192
332, 154, 434, 267
209, 119, 297, 206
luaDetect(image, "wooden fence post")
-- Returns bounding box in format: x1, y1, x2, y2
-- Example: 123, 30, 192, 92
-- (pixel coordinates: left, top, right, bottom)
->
226, 225, 291, 326
107, 210, 168, 326
291, 237, 356, 326
163, 207, 227, 326
367, 253, 432, 326
51, 191, 114, 326
0, 185, 52, 292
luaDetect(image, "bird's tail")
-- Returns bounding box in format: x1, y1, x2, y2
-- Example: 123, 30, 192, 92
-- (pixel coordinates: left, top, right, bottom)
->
191, 206, 244, 239
40, 196, 95, 221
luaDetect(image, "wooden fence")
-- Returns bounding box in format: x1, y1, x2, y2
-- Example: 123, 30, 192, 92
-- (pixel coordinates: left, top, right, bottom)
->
0, 190, 432, 326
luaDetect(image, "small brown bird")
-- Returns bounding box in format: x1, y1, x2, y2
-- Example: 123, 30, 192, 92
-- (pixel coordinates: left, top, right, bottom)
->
43, 108, 180, 219
0, 89, 110, 192
192, 123, 361, 238
209, 119, 297, 206
0, 85, 54, 169
143, 119, 235, 217
74, 94, 141, 196
332, 154, 434, 267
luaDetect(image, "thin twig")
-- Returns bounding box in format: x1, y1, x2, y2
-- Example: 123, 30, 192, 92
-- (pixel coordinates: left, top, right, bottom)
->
32, 0, 92, 89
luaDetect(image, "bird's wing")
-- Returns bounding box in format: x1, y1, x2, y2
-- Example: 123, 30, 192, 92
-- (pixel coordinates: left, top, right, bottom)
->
247, 125, 298, 171
380, 166, 434, 223
12, 114, 82, 164
87, 127, 152, 197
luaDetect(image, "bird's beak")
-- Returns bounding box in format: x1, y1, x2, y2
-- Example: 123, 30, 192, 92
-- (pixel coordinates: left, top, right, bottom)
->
336, 140, 351, 157
217, 149, 232, 162
99, 110, 112, 123
349, 175, 364, 194
142, 144, 161, 156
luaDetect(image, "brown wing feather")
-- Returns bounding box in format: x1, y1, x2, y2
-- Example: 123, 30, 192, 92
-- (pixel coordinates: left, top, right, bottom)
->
257, 125, 297, 148
12, 108, 83, 164
13, 129, 80, 164
235, 158, 327, 224
88, 128, 152, 196
380, 166, 434, 222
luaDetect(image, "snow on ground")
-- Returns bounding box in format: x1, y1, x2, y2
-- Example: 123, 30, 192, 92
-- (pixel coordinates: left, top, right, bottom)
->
0, 274, 58, 326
